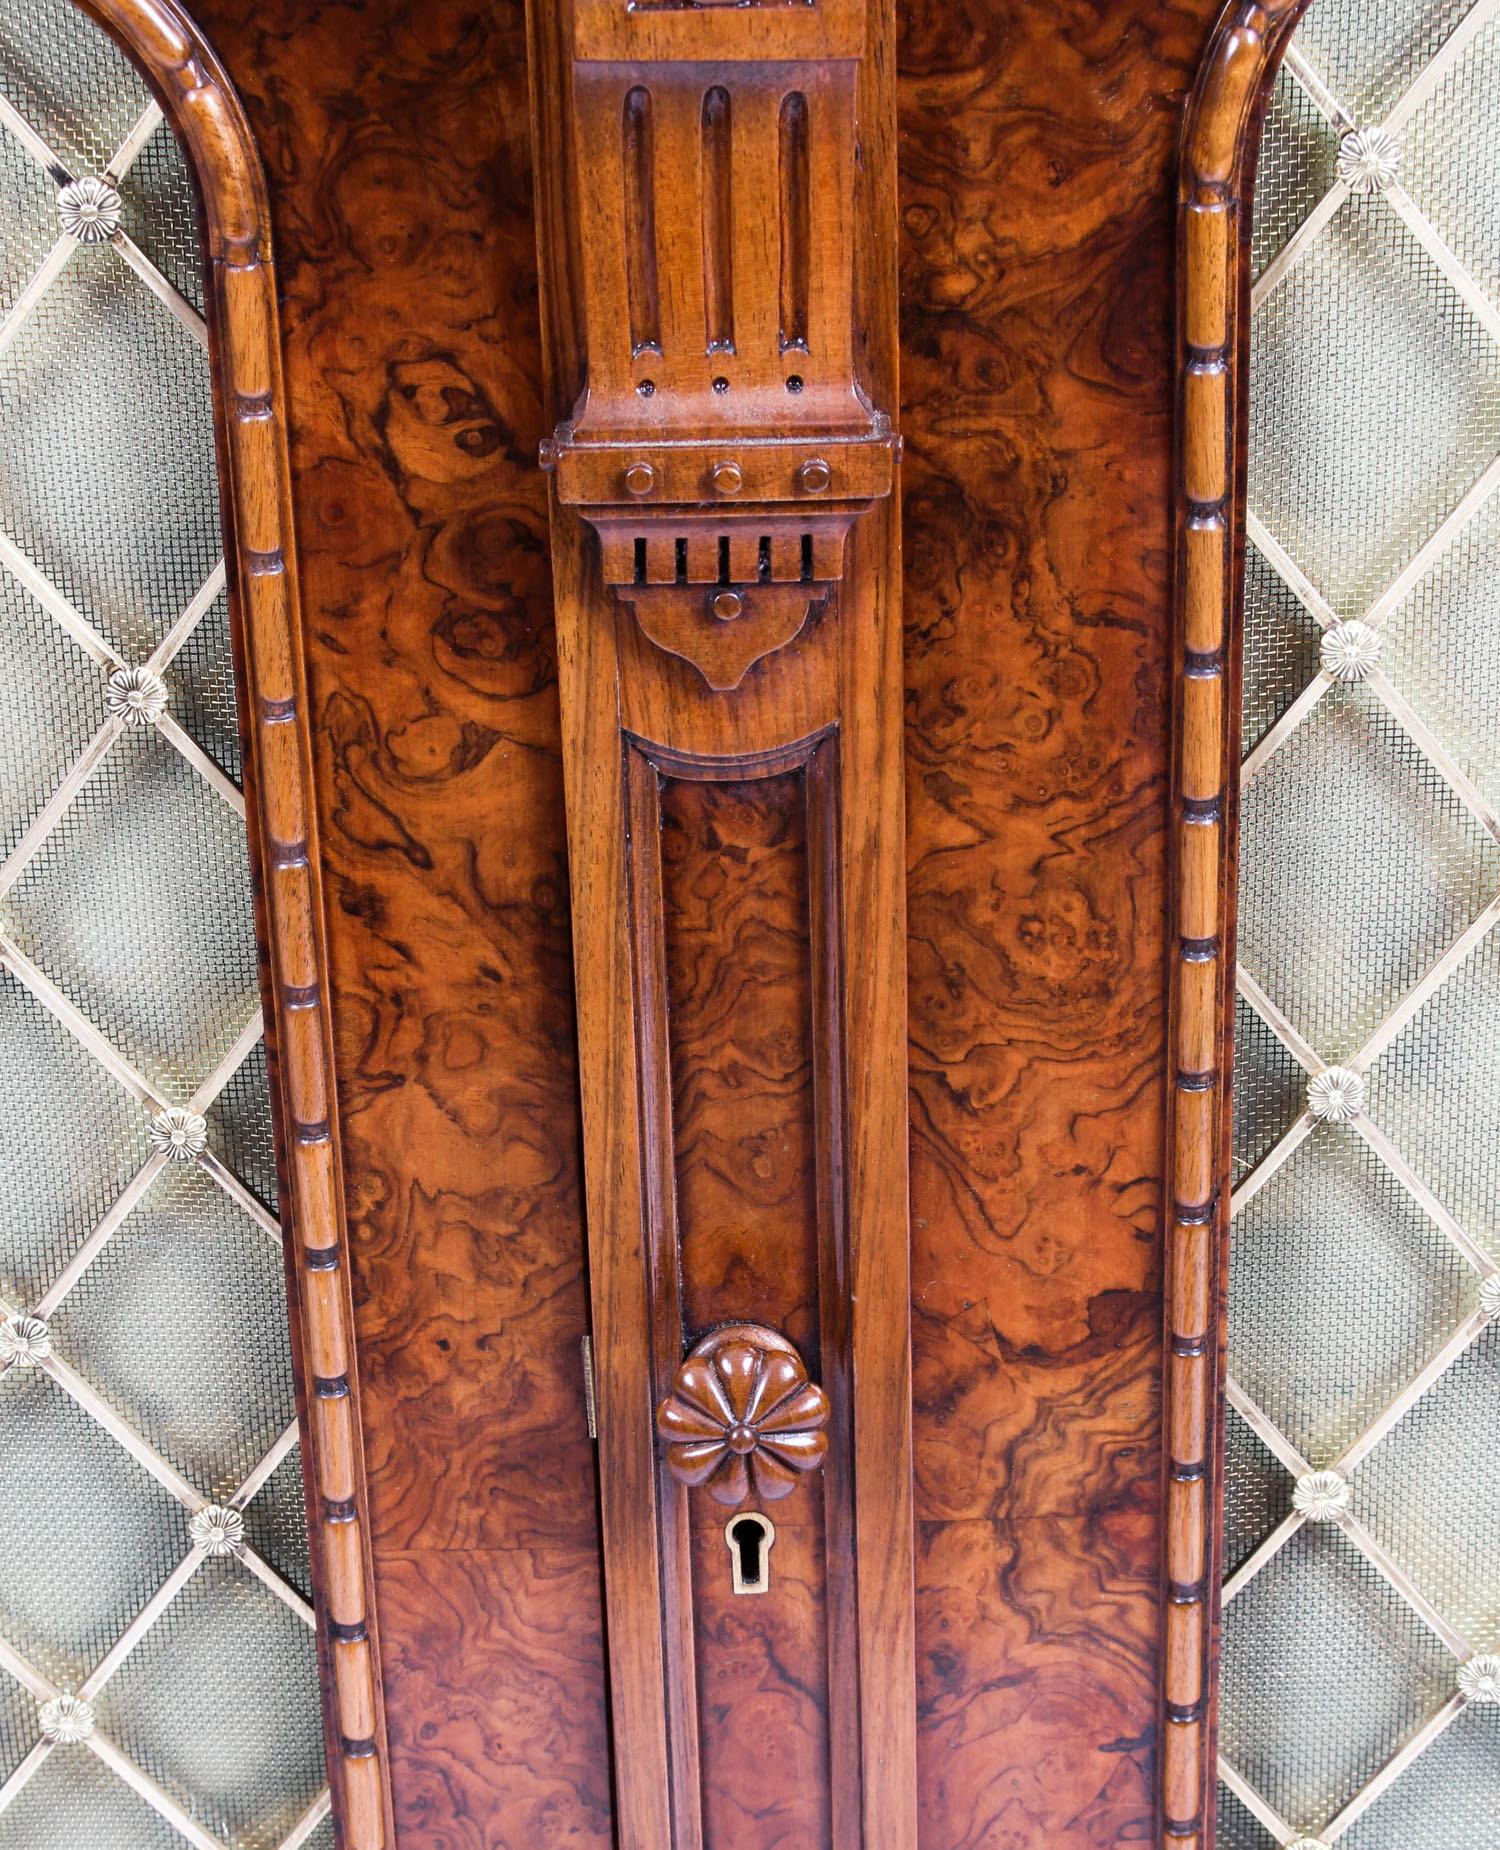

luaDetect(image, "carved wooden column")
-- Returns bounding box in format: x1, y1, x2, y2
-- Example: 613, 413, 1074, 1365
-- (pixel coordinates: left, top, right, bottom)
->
525, 0, 916, 1843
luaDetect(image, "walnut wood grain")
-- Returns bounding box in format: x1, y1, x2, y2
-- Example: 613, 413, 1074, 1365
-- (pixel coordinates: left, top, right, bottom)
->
74, 2, 1311, 1843
655, 781, 838, 1849
661, 776, 821, 1355
527, 0, 916, 1841
1167, 7, 1311, 1847
896, 4, 1258, 1846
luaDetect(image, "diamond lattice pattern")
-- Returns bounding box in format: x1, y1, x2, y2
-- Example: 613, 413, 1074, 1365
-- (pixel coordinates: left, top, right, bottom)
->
1222, 3, 1500, 1845
0, 3, 330, 1846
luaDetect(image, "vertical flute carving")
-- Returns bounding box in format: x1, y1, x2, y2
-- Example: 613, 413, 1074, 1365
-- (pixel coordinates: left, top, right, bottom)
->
778, 91, 810, 353
701, 85, 734, 356
622, 85, 662, 356
527, 0, 914, 1841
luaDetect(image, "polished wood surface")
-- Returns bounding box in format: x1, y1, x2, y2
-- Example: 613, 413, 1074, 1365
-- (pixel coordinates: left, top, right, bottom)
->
93, 0, 615, 1842
526, 0, 917, 1837
80, 0, 1303, 1840
658, 772, 842, 1850
897, 2, 1245, 1844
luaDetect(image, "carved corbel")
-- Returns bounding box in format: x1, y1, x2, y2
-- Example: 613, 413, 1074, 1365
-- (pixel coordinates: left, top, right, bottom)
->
539, 0, 896, 693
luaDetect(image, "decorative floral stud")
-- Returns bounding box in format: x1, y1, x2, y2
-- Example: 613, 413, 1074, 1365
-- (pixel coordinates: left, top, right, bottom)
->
1293, 1469, 1350, 1522
1320, 619, 1382, 682
56, 176, 121, 244
1481, 1274, 1500, 1319
189, 1504, 246, 1557
148, 1106, 208, 1161
104, 665, 167, 726
656, 1325, 831, 1507
1337, 128, 1400, 195
38, 1694, 94, 1743
1458, 1654, 1500, 1703
0, 1315, 52, 1366
1307, 1067, 1365, 1123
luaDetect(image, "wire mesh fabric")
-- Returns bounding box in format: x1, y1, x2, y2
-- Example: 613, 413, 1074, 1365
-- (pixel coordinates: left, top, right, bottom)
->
0, 2, 328, 1845
1224, 1, 1500, 1843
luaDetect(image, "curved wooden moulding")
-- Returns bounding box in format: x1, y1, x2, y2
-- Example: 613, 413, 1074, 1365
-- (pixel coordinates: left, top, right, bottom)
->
69, 3, 394, 1844
1164, 3, 1314, 1846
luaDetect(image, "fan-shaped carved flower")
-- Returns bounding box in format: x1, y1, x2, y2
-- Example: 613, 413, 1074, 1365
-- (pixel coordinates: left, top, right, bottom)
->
104, 665, 167, 726
39, 1694, 94, 1743
1337, 127, 1400, 195
1293, 1469, 1350, 1522
1481, 1273, 1500, 1319
656, 1331, 830, 1507
1286, 1839, 1331, 1850
1307, 1066, 1365, 1123
1320, 619, 1381, 682
0, 1315, 52, 1366
56, 176, 121, 243
149, 1106, 207, 1160
1458, 1654, 1500, 1703
189, 1504, 245, 1557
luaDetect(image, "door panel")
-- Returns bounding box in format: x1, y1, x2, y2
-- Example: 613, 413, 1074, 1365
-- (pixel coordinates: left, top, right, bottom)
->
898, 3, 1234, 1844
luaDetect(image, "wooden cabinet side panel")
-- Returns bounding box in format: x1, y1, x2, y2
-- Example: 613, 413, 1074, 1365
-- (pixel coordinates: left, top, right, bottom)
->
160, 0, 615, 1843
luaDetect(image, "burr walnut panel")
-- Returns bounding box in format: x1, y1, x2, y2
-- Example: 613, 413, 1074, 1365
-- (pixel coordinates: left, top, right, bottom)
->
661, 774, 821, 1358
659, 778, 835, 1849
93, 0, 616, 1843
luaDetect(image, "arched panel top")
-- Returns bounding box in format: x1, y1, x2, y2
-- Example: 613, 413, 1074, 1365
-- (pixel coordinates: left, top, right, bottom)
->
1183, 0, 1310, 200
77, 0, 267, 256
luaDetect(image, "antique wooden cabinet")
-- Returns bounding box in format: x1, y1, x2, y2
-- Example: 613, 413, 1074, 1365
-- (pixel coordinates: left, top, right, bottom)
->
64, 0, 1308, 1843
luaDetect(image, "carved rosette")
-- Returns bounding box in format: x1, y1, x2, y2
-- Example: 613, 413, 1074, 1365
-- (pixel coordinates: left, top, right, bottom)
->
656, 1324, 830, 1507
57, 175, 121, 243
1307, 1066, 1365, 1123
1336, 127, 1399, 195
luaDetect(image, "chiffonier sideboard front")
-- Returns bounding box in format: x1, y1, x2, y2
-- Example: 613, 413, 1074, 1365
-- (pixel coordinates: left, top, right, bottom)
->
68, 0, 1302, 1843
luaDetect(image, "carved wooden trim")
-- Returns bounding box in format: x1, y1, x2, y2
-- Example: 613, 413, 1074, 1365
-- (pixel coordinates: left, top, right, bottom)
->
1164, 5, 1314, 1847
68, 4, 393, 1844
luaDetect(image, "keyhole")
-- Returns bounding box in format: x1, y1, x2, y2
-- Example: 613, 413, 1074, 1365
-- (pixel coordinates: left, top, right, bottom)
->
725, 1512, 775, 1595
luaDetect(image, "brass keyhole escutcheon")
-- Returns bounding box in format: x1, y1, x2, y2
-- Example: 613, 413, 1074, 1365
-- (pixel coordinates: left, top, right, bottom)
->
725, 1512, 775, 1595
